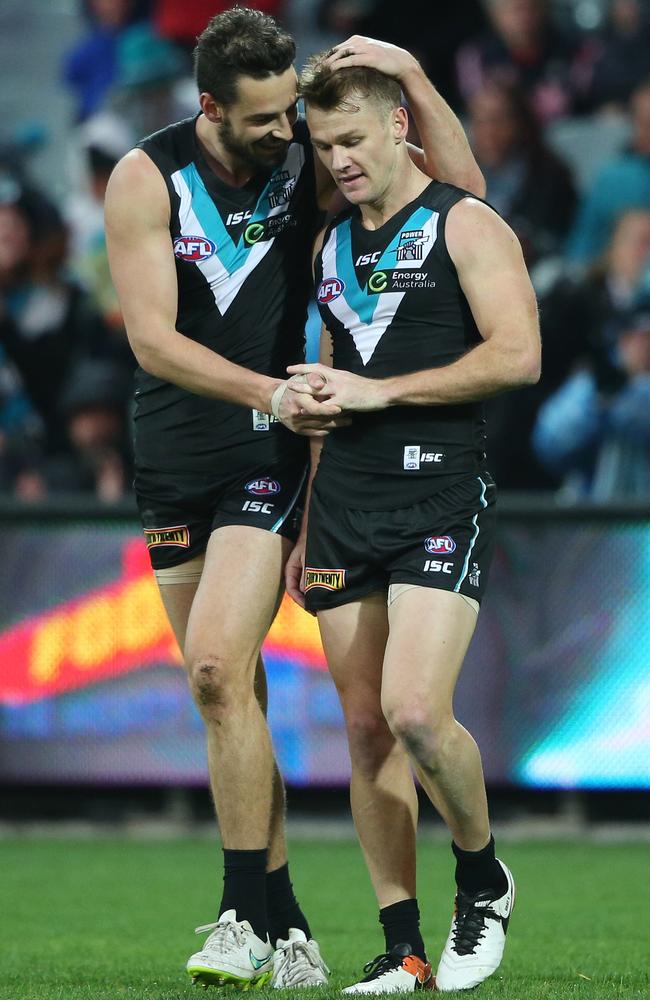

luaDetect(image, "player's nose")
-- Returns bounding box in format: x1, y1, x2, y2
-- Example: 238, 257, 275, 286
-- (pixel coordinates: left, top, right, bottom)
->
331, 145, 350, 171
273, 114, 294, 142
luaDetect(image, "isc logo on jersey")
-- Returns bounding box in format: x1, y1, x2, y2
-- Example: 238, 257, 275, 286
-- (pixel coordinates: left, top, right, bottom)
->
424, 536, 456, 555
173, 236, 216, 262
245, 479, 281, 496
317, 277, 345, 303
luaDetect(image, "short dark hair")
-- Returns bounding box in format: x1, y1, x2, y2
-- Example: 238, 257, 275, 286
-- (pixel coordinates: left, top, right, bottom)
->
300, 55, 402, 118
194, 6, 295, 106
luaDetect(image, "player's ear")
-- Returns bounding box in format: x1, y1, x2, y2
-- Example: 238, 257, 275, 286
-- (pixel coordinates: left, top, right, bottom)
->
200, 92, 224, 124
392, 106, 408, 144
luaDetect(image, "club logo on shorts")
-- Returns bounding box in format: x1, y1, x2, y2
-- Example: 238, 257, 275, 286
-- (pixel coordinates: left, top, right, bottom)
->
424, 535, 456, 555
144, 525, 190, 548
173, 236, 216, 262
245, 478, 281, 496
317, 277, 345, 303
304, 568, 346, 592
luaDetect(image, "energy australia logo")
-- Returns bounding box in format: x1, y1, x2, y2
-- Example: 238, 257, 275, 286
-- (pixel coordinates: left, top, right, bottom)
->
244, 212, 296, 245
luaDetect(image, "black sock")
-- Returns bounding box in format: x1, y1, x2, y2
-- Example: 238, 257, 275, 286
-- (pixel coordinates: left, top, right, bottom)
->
219, 848, 268, 940
452, 836, 508, 897
379, 898, 426, 961
266, 862, 312, 946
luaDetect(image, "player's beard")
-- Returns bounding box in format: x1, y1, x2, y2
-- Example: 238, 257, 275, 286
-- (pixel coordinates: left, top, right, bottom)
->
219, 119, 289, 171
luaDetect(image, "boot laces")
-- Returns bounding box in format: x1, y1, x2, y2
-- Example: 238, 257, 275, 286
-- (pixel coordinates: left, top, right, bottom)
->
451, 892, 500, 956
194, 919, 247, 954
274, 939, 329, 986
361, 951, 402, 982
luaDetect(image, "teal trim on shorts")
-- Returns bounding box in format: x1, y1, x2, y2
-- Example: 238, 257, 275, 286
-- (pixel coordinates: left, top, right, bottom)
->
271, 467, 307, 533
454, 475, 488, 592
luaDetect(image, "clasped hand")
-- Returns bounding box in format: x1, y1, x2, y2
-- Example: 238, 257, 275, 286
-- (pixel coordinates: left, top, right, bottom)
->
286, 363, 386, 413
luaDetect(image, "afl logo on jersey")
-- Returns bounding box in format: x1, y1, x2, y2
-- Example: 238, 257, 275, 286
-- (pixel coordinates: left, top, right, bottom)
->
424, 535, 456, 555
317, 277, 345, 303
245, 478, 281, 496
173, 236, 216, 262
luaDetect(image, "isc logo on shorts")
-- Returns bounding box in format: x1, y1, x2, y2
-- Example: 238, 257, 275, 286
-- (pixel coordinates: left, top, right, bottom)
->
245, 479, 281, 496
305, 568, 346, 592
424, 535, 456, 555
144, 525, 190, 548
173, 236, 216, 262
317, 277, 345, 303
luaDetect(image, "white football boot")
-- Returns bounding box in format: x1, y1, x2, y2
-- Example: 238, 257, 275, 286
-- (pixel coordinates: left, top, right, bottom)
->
435, 860, 515, 991
343, 943, 434, 994
186, 909, 274, 989
271, 927, 330, 987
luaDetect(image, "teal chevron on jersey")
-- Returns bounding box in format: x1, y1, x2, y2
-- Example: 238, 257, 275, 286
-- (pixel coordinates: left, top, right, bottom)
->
179, 162, 277, 274
336, 206, 437, 325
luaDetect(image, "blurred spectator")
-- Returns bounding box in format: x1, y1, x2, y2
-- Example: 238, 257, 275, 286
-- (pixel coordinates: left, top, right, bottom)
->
468, 80, 576, 266
42, 359, 133, 501
108, 21, 192, 138
577, 0, 650, 113
0, 177, 133, 459
484, 208, 650, 490
61, 0, 148, 122
0, 345, 44, 497
65, 112, 135, 328
316, 0, 486, 106
533, 303, 650, 499
154, 1, 287, 55
456, 0, 585, 122
565, 78, 650, 265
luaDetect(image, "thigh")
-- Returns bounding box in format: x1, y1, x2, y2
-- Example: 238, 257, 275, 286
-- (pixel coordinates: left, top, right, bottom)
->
317, 593, 389, 705
156, 554, 205, 651
383, 587, 478, 713
184, 524, 292, 668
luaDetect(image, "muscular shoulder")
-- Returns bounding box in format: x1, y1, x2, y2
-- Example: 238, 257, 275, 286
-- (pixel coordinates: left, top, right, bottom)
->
446, 197, 521, 269
105, 149, 170, 232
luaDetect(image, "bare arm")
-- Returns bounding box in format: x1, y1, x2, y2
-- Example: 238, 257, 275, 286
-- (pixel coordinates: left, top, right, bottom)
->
323, 37, 485, 197
288, 200, 541, 409
105, 150, 341, 432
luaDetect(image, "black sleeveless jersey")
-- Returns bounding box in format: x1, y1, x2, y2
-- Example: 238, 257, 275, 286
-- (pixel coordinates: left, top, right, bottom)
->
313, 181, 488, 509
133, 116, 320, 474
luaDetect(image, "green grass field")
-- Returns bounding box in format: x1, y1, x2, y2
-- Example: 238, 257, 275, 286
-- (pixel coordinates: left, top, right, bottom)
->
1, 838, 647, 1000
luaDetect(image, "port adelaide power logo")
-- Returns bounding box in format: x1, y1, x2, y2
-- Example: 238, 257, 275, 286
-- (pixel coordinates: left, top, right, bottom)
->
173, 236, 216, 262
396, 229, 430, 261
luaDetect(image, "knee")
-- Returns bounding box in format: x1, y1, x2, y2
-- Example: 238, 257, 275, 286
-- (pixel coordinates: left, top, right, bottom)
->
383, 701, 451, 768
345, 709, 396, 775
186, 654, 240, 717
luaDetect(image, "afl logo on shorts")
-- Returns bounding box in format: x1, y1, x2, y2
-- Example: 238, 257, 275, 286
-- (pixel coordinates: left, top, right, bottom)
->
245, 478, 281, 496
173, 236, 216, 262
317, 277, 345, 303
424, 535, 456, 555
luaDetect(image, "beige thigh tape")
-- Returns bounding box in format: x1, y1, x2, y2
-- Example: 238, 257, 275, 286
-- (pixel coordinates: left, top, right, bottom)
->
387, 582, 480, 614
154, 553, 205, 586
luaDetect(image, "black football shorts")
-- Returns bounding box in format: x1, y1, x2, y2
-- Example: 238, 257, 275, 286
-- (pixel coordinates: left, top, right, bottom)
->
304, 473, 496, 612
135, 455, 307, 570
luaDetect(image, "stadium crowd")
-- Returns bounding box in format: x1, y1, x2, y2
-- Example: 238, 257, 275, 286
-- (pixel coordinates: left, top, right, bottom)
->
0, 0, 649, 502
